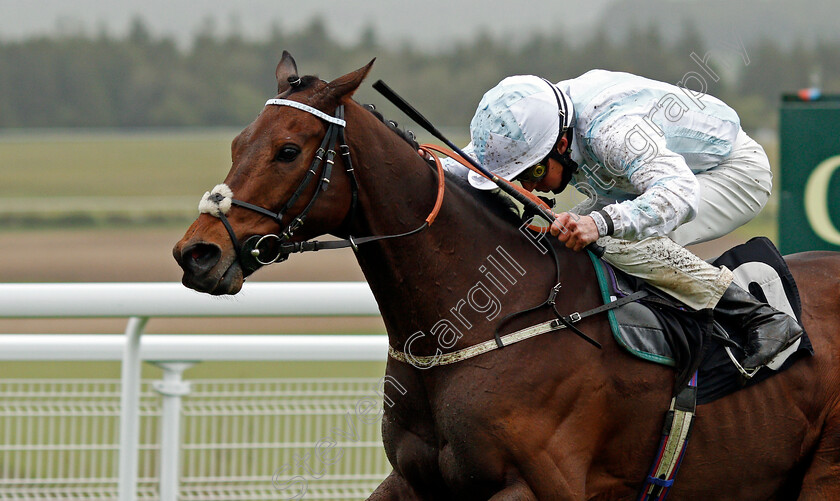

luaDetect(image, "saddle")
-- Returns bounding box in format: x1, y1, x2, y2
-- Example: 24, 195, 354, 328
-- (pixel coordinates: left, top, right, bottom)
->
592, 236, 813, 404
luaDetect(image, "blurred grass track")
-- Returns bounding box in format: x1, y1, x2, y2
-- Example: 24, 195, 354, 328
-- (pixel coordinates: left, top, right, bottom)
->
2, 128, 238, 197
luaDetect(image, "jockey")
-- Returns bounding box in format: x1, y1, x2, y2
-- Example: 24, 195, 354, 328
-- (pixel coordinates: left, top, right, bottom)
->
441, 71, 802, 370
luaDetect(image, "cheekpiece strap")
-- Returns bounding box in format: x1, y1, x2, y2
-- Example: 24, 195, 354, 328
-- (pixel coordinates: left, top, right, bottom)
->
264, 99, 347, 127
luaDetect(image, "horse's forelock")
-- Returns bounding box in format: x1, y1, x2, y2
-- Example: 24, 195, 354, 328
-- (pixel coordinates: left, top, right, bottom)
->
279, 75, 323, 98
279, 75, 351, 117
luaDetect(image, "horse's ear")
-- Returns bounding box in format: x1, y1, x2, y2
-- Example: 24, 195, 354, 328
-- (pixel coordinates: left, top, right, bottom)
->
324, 58, 376, 102
275, 51, 299, 93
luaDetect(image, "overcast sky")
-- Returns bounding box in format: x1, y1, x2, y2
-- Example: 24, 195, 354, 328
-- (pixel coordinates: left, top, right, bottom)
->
0, 0, 614, 48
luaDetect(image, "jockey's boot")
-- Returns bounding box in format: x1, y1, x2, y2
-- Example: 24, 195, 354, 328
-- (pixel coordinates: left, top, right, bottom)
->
714, 282, 804, 369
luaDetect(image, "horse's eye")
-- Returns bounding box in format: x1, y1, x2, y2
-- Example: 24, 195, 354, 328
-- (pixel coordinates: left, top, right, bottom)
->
274, 145, 300, 163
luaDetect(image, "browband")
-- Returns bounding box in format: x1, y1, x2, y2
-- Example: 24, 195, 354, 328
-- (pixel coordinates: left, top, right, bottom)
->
264, 99, 347, 127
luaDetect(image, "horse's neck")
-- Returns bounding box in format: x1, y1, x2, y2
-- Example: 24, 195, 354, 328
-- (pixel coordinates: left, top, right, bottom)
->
345, 108, 595, 351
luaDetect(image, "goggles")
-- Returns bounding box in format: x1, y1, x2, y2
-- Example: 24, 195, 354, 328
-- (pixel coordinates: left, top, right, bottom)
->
515, 148, 564, 184
516, 162, 548, 183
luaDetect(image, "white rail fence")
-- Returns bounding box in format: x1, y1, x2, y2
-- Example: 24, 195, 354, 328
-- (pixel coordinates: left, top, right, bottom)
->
0, 283, 391, 501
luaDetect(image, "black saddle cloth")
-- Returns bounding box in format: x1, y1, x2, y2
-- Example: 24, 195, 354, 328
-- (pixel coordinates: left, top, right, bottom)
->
595, 237, 813, 404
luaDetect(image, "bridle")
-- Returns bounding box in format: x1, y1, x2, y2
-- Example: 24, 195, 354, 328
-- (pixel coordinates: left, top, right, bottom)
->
198, 98, 445, 273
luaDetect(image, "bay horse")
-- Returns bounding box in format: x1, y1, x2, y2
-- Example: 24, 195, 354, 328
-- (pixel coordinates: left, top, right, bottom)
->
173, 52, 840, 500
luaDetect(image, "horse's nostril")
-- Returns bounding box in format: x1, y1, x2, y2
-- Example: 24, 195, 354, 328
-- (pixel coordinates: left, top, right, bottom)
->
190, 247, 206, 262
182, 243, 221, 274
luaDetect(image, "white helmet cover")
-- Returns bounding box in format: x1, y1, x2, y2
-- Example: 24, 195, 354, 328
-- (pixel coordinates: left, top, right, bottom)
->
467, 75, 575, 189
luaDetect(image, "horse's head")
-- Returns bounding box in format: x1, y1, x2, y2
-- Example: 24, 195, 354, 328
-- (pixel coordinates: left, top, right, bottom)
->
173, 51, 373, 295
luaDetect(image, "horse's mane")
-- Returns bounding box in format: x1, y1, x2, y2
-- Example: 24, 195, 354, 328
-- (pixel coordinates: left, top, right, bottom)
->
360, 103, 420, 150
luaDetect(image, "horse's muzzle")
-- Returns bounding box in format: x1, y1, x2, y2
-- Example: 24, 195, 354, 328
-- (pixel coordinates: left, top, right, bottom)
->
173, 241, 243, 295
177, 242, 221, 276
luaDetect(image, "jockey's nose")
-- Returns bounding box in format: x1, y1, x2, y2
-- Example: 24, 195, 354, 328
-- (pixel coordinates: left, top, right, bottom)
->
520, 180, 537, 192
175, 242, 222, 276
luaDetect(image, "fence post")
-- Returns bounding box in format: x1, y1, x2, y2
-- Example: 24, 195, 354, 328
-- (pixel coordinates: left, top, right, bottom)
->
152, 362, 195, 501
118, 316, 148, 501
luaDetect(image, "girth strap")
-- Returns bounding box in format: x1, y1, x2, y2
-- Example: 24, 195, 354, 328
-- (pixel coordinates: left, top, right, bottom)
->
638, 371, 698, 501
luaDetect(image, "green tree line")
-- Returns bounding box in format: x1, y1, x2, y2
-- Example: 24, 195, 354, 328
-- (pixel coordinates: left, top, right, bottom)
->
1, 17, 838, 131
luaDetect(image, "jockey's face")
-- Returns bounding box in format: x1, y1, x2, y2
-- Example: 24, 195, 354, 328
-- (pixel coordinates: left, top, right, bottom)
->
519, 135, 570, 193
520, 161, 563, 193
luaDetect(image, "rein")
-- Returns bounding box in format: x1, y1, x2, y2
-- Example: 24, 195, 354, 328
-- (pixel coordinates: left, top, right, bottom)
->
198, 99, 445, 273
